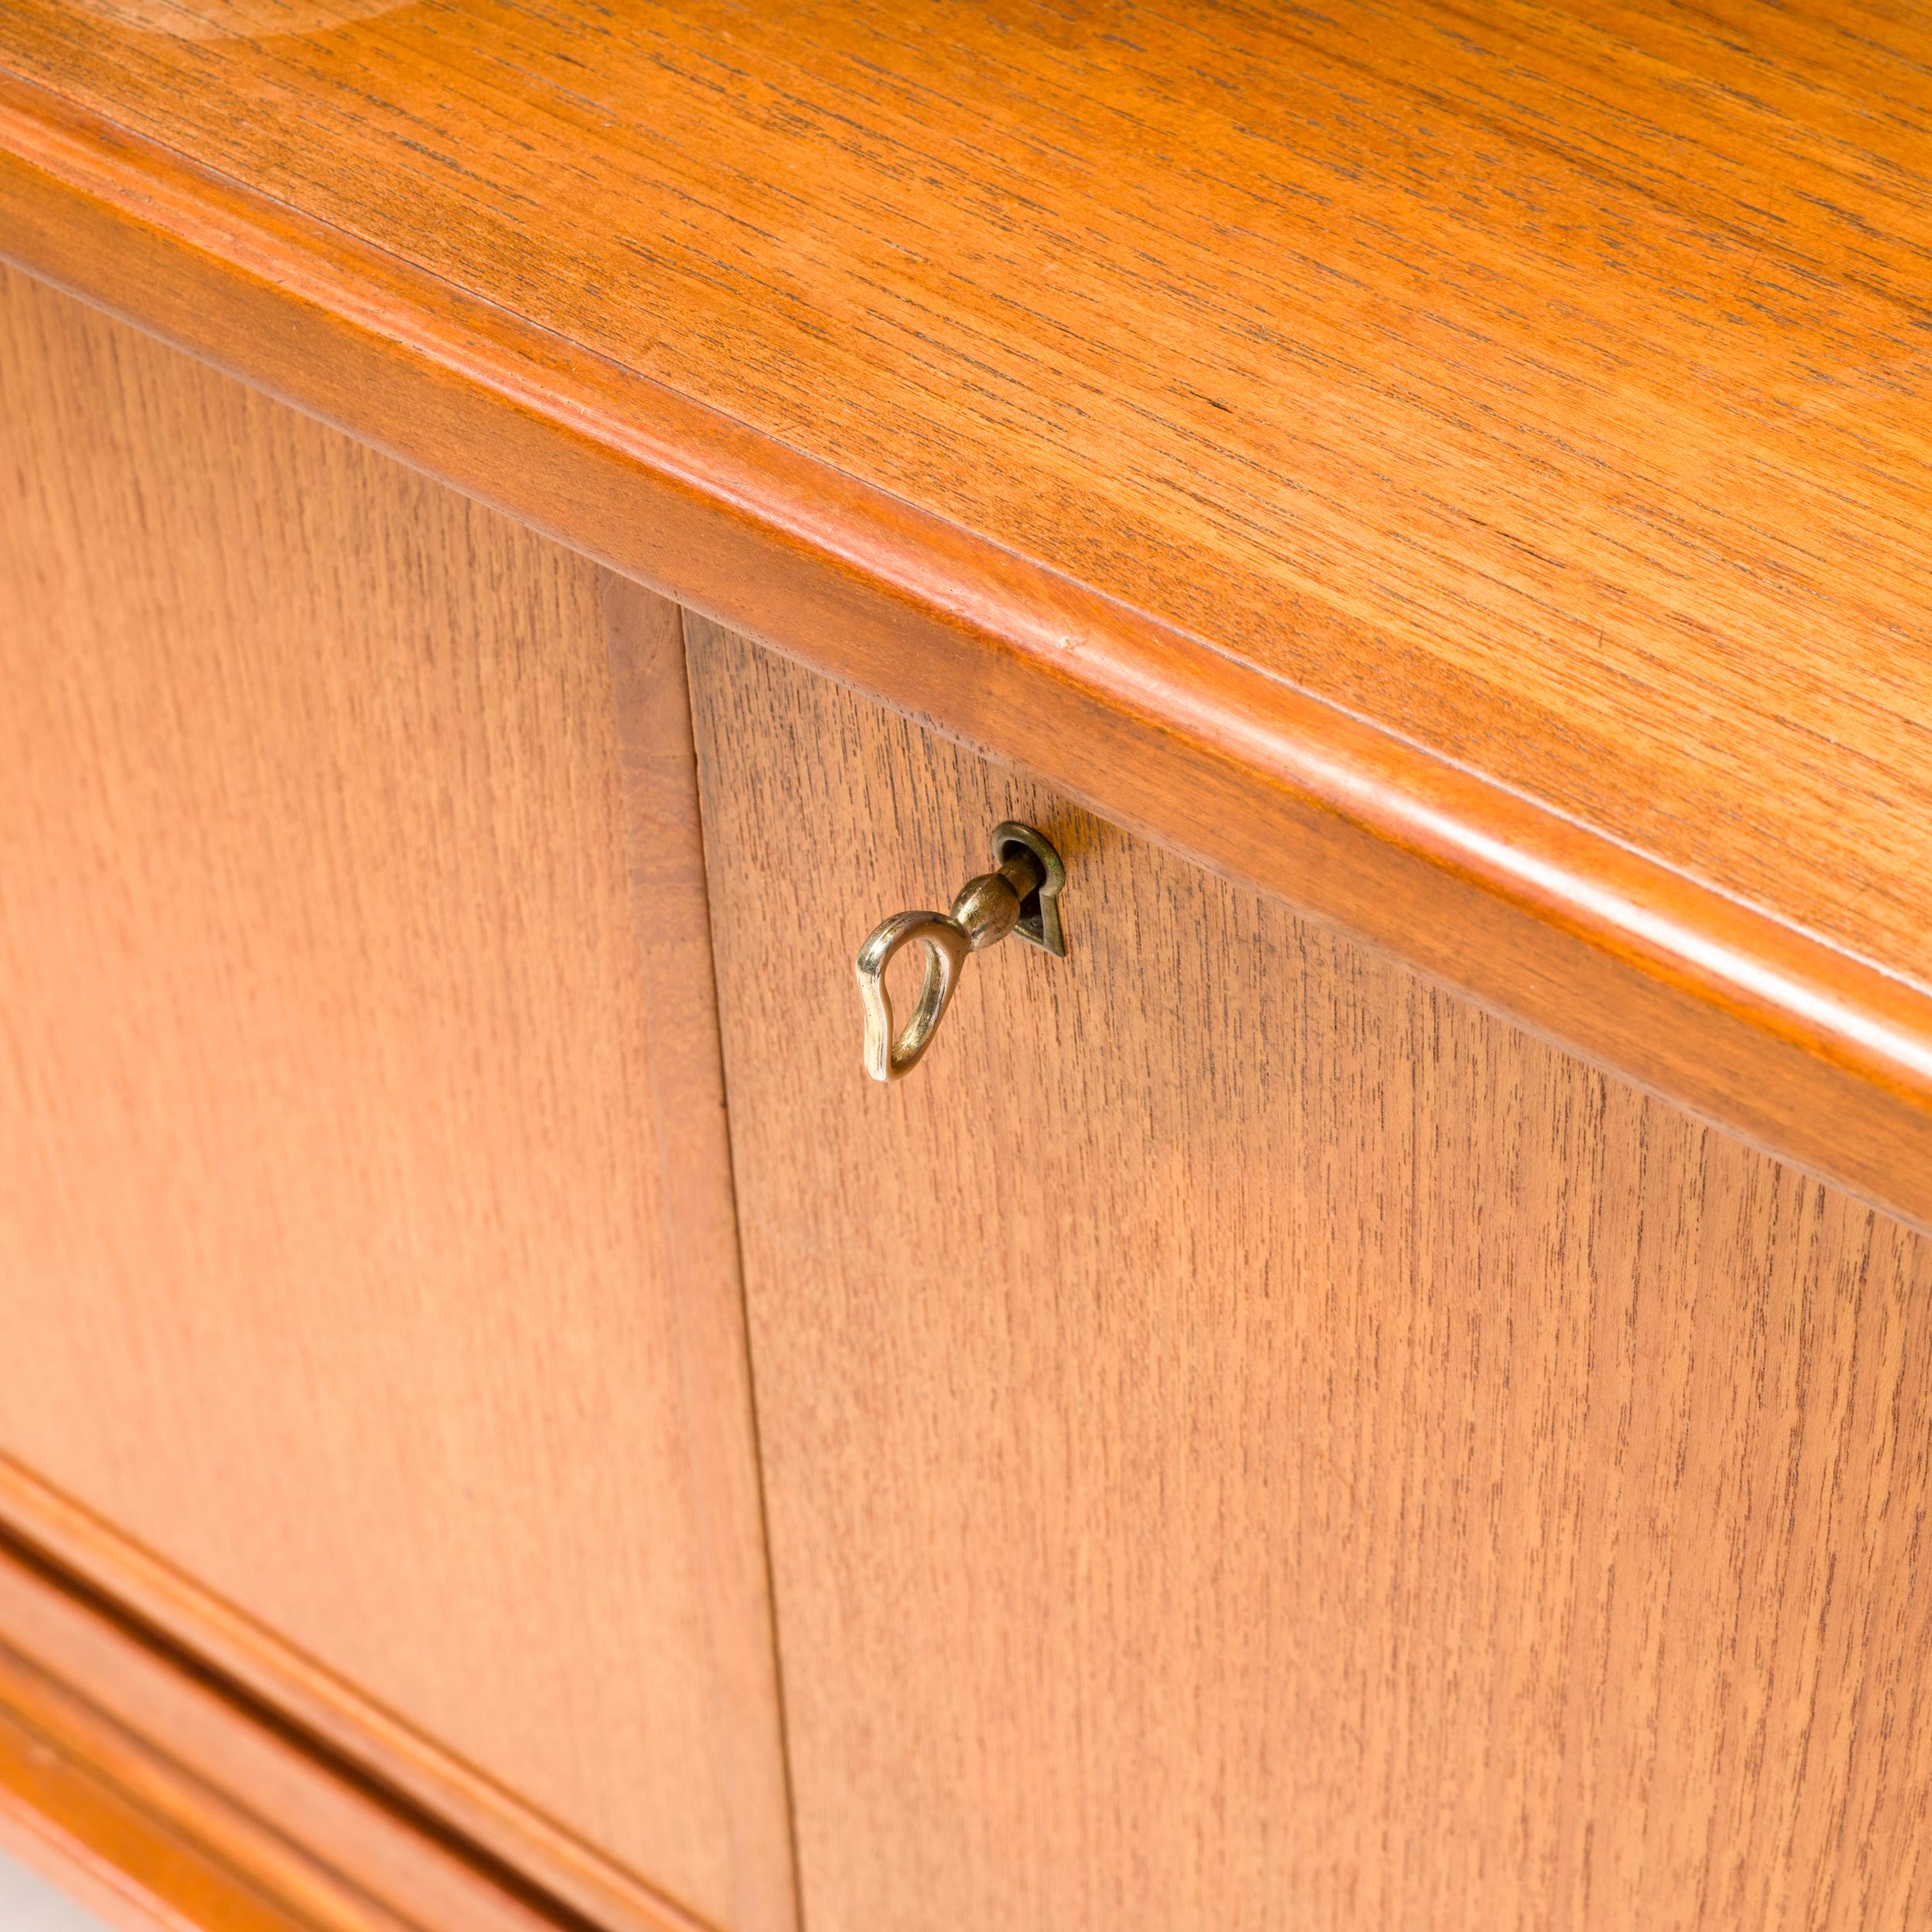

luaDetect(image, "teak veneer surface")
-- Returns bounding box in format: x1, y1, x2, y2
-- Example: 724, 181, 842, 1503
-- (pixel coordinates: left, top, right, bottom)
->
0, 264, 791, 1932
2, 0, 1927, 979
0, 2, 1929, 1227
690, 616, 1932, 1932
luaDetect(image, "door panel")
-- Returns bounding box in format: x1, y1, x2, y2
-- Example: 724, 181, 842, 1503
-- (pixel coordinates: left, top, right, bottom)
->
0, 264, 791, 1932
687, 611, 1932, 1932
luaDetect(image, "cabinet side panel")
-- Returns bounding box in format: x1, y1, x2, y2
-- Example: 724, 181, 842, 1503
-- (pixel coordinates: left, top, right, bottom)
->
687, 611, 1932, 1932
0, 262, 777, 1932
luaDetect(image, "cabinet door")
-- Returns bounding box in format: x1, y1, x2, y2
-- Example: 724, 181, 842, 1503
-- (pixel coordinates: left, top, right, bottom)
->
688, 614, 1932, 1932
0, 265, 792, 1932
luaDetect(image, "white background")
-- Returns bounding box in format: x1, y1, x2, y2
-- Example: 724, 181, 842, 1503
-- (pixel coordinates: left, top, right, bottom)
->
0, 1852, 107, 1929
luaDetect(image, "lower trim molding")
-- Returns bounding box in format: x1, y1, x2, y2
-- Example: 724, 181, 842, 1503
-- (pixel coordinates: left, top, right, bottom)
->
0, 1461, 708, 1932
0, 1643, 372, 1932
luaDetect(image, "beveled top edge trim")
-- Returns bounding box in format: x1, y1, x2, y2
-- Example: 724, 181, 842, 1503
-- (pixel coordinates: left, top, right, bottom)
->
2, 65, 1928, 1233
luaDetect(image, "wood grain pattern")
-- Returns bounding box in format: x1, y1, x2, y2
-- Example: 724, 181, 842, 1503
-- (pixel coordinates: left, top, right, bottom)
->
7, 0, 1927, 998
0, 69, 1927, 1237
0, 264, 790, 1932
602, 580, 801, 1932
689, 615, 1932, 1932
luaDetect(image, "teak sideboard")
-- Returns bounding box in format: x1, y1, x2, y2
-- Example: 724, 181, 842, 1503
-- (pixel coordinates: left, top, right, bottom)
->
2, 5, 1930, 1930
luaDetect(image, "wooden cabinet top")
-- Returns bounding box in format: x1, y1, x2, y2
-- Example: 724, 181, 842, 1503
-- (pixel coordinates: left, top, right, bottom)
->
2, 0, 1928, 1229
